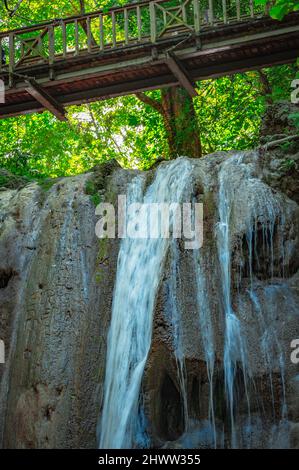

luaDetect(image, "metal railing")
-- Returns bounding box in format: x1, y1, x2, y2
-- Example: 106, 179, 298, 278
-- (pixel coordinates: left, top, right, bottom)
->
0, 0, 266, 76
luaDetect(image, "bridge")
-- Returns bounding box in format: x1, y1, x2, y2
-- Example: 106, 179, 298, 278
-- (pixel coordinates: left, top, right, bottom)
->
0, 0, 298, 121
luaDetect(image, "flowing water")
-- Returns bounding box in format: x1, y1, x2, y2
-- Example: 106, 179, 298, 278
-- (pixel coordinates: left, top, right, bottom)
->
167, 240, 189, 431
216, 157, 251, 448
216, 153, 292, 448
0, 151, 297, 450
99, 153, 295, 449
193, 248, 216, 447
99, 158, 193, 449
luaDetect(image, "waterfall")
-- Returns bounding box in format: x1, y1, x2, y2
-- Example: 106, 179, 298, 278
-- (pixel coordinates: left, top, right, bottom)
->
249, 284, 291, 418
167, 240, 189, 431
216, 156, 251, 448
216, 152, 293, 448
99, 158, 193, 449
0, 145, 297, 449
235, 156, 290, 427
98, 152, 296, 449
193, 248, 216, 447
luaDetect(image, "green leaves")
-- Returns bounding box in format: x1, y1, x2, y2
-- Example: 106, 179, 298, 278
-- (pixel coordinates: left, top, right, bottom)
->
0, 2, 297, 177
270, 4, 290, 20
254, 0, 299, 21
0, 65, 295, 176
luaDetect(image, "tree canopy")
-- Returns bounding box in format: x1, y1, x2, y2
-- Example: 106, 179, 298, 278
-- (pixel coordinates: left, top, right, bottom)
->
0, 0, 297, 178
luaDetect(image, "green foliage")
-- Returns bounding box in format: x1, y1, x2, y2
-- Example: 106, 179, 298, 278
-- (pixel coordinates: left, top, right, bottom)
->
255, 0, 299, 20
279, 157, 296, 170
0, 1, 297, 178
37, 178, 58, 191
196, 73, 265, 152
289, 112, 299, 128
0, 168, 29, 189
0, 65, 294, 176
85, 178, 101, 206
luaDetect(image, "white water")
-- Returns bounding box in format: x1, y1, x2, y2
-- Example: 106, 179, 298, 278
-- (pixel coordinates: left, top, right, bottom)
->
167, 240, 189, 431
193, 248, 216, 447
249, 284, 292, 419
216, 153, 292, 447
216, 156, 251, 448
98, 153, 295, 449
99, 158, 193, 449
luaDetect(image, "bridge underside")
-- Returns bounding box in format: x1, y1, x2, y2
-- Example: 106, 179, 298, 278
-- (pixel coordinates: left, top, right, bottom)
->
1, 14, 299, 119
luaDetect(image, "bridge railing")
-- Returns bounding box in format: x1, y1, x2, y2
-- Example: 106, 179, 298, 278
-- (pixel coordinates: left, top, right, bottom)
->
0, 0, 267, 78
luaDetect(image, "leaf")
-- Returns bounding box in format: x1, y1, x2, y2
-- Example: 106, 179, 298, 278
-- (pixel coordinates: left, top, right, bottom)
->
270, 4, 290, 20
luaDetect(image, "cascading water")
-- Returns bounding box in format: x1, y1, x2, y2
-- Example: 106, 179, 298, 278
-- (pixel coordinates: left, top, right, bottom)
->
249, 283, 292, 417
0, 138, 298, 450
233, 157, 290, 432
215, 152, 295, 448
99, 158, 193, 449
193, 248, 216, 447
216, 156, 251, 448
167, 240, 189, 431
97, 152, 297, 450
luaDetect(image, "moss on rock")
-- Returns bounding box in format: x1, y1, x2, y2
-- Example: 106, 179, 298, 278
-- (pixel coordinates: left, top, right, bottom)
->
0, 169, 29, 190
85, 159, 121, 206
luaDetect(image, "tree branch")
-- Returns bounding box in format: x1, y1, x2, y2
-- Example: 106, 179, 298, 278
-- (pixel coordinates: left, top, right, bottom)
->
79, 0, 85, 14
262, 134, 299, 150
4, 0, 25, 17
135, 92, 163, 115
68, 0, 97, 45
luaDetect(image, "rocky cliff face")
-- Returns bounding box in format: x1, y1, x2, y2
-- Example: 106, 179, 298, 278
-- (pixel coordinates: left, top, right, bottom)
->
144, 149, 299, 449
0, 105, 298, 449
0, 162, 132, 448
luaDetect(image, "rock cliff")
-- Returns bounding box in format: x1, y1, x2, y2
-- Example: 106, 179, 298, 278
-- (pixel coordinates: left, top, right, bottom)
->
0, 104, 298, 449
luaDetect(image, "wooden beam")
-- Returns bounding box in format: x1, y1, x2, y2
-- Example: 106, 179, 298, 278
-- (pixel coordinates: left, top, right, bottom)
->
24, 79, 67, 121
1, 43, 298, 119
58, 74, 179, 105
166, 50, 197, 98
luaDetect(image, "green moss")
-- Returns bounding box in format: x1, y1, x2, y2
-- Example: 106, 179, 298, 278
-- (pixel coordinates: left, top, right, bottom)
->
85, 159, 120, 206
37, 178, 57, 192
85, 179, 96, 195
0, 175, 8, 188
202, 191, 216, 249
203, 191, 215, 215
87, 160, 121, 282
279, 158, 296, 171
95, 237, 109, 283
0, 169, 29, 190
85, 179, 101, 206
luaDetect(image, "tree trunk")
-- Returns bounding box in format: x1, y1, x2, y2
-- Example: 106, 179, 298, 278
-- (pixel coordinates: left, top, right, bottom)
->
161, 87, 202, 159
136, 86, 202, 159
258, 70, 273, 105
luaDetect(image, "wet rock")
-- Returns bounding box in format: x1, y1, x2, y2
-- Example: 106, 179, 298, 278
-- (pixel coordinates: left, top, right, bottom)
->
260, 101, 299, 143
0, 139, 298, 449
0, 166, 133, 448
0, 169, 29, 190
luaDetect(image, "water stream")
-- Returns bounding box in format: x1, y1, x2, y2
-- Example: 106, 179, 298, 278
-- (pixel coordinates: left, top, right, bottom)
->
98, 154, 295, 449
99, 158, 193, 449
216, 157, 250, 448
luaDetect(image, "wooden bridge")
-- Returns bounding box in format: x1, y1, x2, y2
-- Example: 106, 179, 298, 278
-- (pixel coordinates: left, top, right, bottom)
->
0, 0, 298, 121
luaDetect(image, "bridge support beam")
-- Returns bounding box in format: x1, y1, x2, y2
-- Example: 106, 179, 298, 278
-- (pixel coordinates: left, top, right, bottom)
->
25, 79, 67, 121
166, 51, 198, 98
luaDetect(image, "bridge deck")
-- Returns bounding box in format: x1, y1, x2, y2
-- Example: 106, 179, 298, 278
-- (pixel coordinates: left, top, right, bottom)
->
0, 0, 298, 120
